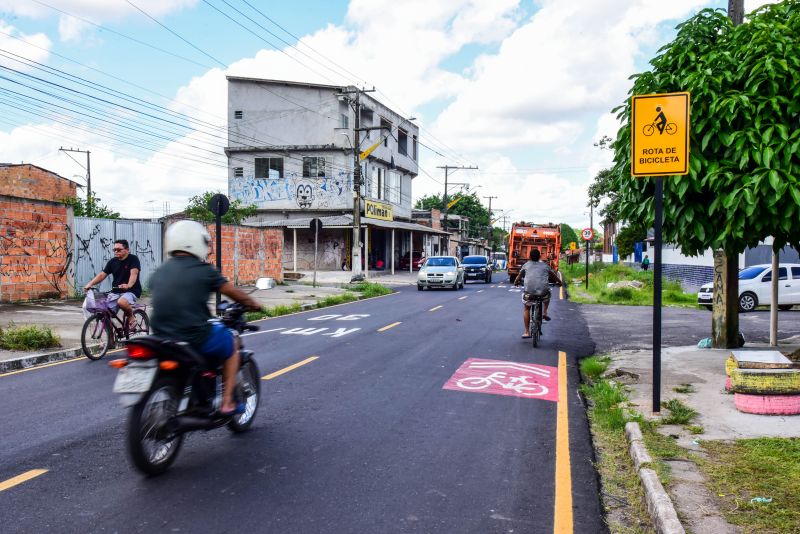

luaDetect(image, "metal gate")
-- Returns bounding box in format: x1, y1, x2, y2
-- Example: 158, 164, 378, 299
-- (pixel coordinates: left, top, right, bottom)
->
73, 217, 163, 291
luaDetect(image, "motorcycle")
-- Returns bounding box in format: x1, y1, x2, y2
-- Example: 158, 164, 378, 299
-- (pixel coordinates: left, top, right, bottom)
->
110, 278, 273, 475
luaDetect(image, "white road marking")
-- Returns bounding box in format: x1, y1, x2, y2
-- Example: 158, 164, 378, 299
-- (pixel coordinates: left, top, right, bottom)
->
321, 327, 361, 338
458, 296, 468, 300
467, 361, 552, 377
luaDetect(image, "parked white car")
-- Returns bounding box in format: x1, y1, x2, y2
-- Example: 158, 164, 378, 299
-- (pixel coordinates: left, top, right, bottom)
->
697, 264, 800, 312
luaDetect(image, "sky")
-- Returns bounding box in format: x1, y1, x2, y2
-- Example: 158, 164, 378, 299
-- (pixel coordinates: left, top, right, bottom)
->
0, 0, 778, 227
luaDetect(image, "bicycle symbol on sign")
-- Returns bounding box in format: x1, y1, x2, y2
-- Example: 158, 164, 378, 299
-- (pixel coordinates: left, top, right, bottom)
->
642, 106, 677, 136
456, 371, 549, 397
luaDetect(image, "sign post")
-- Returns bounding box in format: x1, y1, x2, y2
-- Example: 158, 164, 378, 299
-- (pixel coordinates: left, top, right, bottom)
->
208, 194, 230, 311
310, 218, 323, 288
631, 92, 690, 413
581, 228, 594, 289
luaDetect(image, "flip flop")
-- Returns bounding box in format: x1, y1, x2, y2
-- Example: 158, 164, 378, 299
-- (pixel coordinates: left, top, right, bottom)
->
218, 402, 246, 417
543, 315, 551, 321
521, 334, 531, 339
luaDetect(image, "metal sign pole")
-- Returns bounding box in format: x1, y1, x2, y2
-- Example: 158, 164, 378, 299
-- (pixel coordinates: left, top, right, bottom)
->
652, 176, 663, 413
314, 222, 319, 288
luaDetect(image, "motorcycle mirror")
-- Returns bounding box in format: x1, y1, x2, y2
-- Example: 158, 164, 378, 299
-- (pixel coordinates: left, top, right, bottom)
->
254, 277, 275, 291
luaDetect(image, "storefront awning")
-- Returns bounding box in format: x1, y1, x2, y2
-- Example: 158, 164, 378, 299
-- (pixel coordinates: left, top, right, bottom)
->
247, 214, 449, 235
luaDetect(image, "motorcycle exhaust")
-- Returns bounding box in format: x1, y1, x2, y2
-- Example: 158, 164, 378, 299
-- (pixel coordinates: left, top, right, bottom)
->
170, 415, 226, 433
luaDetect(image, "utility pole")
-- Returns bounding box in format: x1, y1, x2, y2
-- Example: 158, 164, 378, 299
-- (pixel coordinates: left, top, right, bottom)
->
712, 0, 744, 348
483, 195, 497, 252
59, 147, 91, 215
337, 86, 377, 282
438, 165, 478, 255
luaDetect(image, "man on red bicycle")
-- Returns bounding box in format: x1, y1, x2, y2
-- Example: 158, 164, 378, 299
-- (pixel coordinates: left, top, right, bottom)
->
83, 239, 141, 329
514, 248, 562, 339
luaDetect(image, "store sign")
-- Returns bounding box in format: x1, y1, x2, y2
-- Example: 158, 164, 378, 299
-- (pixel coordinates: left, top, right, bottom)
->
365, 200, 393, 221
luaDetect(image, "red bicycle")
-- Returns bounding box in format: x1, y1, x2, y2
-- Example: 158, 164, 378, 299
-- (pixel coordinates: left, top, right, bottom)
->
81, 288, 150, 360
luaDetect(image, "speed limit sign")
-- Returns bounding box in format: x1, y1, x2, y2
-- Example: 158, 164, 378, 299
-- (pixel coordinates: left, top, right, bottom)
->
581, 228, 594, 241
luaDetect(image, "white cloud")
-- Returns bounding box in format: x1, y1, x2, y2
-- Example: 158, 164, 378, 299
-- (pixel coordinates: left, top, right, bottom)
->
0, 21, 52, 69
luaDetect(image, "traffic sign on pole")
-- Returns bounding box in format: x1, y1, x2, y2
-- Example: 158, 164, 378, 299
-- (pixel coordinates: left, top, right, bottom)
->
631, 92, 690, 177
581, 228, 594, 241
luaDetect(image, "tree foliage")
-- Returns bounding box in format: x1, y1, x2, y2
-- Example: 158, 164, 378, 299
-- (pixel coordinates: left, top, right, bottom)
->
615, 224, 647, 259
414, 193, 491, 239
609, 3, 800, 255
62, 194, 120, 219
183, 191, 258, 225
560, 224, 579, 250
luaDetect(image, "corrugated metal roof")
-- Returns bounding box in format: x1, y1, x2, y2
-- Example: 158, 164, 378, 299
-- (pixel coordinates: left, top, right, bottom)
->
246, 214, 449, 234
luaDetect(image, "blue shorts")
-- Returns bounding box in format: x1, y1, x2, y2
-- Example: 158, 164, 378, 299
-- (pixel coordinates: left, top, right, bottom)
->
198, 322, 235, 361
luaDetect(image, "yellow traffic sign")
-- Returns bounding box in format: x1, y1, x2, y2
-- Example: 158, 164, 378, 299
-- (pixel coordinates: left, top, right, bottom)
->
631, 92, 690, 177
569, 242, 577, 250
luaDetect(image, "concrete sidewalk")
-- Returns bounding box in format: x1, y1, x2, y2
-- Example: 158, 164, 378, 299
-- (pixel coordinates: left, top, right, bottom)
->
0, 271, 417, 370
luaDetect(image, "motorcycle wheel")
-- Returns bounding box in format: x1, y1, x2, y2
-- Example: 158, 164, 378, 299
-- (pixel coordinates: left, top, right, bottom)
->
228, 359, 261, 433
127, 378, 184, 476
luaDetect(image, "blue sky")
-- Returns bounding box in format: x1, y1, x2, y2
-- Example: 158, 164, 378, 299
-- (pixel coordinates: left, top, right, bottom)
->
0, 0, 775, 225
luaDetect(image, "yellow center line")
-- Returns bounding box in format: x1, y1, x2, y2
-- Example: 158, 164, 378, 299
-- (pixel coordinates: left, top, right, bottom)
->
377, 322, 401, 332
560, 285, 564, 300
429, 305, 443, 312
0, 469, 48, 492
262, 356, 318, 380
554, 351, 573, 533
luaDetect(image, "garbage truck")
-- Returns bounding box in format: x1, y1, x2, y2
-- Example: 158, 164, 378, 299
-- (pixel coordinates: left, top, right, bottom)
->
507, 222, 561, 283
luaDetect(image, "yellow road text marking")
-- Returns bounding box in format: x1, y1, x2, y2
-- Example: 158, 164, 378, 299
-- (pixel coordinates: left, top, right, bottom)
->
429, 305, 443, 312
554, 351, 573, 533
378, 322, 401, 332
262, 356, 319, 380
0, 469, 48, 492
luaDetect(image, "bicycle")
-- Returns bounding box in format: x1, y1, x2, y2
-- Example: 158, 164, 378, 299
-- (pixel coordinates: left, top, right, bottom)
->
528, 295, 546, 348
642, 121, 677, 136
81, 288, 150, 360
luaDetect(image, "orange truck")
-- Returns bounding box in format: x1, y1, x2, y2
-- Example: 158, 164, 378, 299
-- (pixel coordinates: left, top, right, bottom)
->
507, 222, 561, 283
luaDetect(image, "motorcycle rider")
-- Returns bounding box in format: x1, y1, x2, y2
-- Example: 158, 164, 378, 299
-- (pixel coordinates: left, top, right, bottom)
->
149, 220, 261, 416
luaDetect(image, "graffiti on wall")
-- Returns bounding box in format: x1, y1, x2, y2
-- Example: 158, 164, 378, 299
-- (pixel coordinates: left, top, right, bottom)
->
0, 215, 73, 295
230, 173, 350, 210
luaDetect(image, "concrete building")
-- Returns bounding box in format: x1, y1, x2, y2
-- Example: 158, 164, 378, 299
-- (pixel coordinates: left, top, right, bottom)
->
225, 77, 446, 274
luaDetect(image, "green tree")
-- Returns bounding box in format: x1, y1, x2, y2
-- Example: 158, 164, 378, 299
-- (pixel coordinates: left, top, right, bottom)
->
62, 193, 120, 219
414, 193, 491, 239
491, 226, 508, 251
614, 224, 647, 258
560, 224, 579, 250
183, 191, 258, 225
609, 3, 800, 255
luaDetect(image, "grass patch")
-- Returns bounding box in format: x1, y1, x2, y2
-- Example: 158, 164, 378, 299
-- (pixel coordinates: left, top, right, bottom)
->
697, 438, 800, 533
672, 383, 695, 394
580, 380, 631, 431
687, 425, 704, 435
562, 262, 697, 308
580, 355, 610, 381
317, 292, 359, 307
348, 281, 393, 298
0, 324, 61, 351
660, 398, 698, 425
245, 302, 303, 321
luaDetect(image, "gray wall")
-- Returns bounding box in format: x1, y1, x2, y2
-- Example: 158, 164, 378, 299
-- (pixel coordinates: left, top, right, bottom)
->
744, 245, 800, 267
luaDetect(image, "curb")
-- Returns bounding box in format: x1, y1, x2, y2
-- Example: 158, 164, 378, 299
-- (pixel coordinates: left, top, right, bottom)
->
0, 346, 85, 373
624, 422, 685, 534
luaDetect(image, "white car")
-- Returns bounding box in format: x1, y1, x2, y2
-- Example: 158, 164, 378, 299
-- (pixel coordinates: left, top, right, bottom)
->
417, 256, 465, 290
697, 263, 800, 312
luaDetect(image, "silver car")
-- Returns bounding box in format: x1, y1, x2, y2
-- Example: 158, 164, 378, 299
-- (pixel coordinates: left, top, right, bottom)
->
417, 256, 465, 290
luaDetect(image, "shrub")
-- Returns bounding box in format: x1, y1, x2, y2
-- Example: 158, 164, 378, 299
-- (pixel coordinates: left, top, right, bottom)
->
0, 324, 61, 351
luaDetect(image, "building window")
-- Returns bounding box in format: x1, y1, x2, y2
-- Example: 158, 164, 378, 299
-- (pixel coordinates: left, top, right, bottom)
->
340, 113, 349, 129
387, 171, 400, 204
412, 135, 418, 160
373, 167, 384, 200
398, 128, 408, 156
381, 118, 392, 147
233, 167, 243, 177
254, 157, 283, 178
303, 157, 326, 178
234, 110, 243, 119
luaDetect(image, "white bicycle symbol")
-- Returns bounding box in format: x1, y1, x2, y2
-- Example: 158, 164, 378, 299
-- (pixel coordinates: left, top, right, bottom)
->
456, 371, 549, 397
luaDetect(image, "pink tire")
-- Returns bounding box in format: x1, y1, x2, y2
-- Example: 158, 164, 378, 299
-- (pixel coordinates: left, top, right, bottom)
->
734, 392, 800, 415
725, 377, 732, 392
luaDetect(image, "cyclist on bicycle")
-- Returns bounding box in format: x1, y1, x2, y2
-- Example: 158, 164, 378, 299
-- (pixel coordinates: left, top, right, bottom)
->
83, 239, 141, 330
149, 220, 261, 416
514, 248, 562, 338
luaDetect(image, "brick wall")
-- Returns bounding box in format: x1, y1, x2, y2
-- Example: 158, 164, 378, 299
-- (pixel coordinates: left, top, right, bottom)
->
0, 164, 78, 203
206, 224, 283, 284
0, 195, 74, 301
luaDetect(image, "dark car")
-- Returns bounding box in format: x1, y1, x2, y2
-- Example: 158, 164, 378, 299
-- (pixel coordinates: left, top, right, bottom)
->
462, 255, 492, 283
399, 251, 425, 270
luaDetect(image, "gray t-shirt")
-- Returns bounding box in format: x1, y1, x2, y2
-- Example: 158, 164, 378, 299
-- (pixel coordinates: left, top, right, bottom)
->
150, 255, 228, 347
520, 260, 554, 294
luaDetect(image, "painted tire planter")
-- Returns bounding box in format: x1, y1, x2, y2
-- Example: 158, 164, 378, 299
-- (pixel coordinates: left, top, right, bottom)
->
729, 368, 800, 395
725, 356, 737, 377
725, 376, 732, 392
734, 392, 800, 415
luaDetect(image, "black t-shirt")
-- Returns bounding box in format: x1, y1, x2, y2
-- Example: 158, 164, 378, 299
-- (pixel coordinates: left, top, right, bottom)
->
103, 255, 142, 297
149, 255, 228, 347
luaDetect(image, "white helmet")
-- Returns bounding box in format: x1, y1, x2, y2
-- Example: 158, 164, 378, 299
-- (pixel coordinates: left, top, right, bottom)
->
165, 220, 211, 260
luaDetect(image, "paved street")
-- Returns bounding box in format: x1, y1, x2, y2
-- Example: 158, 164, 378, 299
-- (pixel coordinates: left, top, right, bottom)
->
0, 282, 604, 533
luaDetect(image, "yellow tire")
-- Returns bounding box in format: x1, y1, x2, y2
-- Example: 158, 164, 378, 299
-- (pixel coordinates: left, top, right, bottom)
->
729, 368, 800, 395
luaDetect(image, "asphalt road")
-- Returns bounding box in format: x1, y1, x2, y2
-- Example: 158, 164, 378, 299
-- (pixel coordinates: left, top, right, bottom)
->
579, 303, 800, 352
0, 281, 604, 533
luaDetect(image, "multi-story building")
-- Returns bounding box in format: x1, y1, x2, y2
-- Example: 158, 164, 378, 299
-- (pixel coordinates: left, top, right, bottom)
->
225, 77, 446, 273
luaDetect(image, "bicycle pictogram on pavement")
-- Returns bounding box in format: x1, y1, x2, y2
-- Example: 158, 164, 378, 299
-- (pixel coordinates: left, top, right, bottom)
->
443, 358, 558, 402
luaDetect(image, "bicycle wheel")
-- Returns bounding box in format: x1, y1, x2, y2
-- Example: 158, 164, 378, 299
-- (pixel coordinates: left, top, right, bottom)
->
456, 376, 492, 390
665, 123, 677, 135
532, 303, 541, 348
128, 309, 151, 339
81, 314, 113, 360
642, 124, 655, 136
